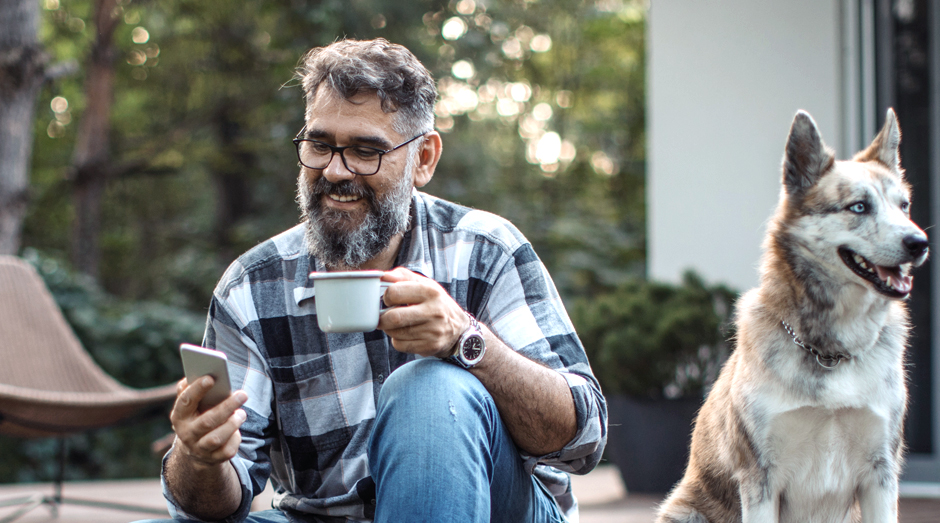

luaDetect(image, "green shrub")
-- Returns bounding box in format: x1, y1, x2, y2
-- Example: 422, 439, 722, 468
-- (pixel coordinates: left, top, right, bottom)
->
572, 272, 737, 399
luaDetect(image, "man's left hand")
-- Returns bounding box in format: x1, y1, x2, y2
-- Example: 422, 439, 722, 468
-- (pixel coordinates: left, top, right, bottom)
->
377, 267, 470, 358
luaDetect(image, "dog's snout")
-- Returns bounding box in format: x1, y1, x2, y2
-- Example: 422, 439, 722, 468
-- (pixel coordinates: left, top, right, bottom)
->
903, 234, 929, 258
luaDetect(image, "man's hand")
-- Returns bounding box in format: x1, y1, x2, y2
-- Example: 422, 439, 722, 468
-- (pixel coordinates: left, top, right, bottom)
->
164, 376, 248, 520
378, 267, 470, 357
378, 268, 577, 456
169, 376, 248, 469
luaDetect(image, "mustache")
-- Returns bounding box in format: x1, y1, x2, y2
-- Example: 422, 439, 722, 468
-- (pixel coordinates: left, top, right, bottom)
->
306, 177, 376, 214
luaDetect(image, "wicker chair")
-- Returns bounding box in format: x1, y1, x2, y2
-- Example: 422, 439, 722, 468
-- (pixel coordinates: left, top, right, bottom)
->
0, 255, 177, 521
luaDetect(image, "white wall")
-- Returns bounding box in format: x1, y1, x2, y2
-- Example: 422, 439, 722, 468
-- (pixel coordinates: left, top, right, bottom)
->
647, 0, 842, 292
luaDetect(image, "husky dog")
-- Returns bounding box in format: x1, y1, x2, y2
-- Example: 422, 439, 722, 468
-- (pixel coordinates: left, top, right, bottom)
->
656, 109, 929, 523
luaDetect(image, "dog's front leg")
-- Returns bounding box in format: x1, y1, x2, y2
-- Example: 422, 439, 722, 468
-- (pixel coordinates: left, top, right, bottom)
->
858, 474, 899, 522
739, 471, 779, 523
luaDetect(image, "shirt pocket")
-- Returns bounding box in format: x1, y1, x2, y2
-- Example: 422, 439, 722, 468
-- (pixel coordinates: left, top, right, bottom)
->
269, 355, 347, 443
269, 354, 336, 403
268, 354, 352, 480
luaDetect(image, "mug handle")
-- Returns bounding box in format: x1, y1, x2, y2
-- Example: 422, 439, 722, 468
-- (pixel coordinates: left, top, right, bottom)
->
379, 281, 398, 313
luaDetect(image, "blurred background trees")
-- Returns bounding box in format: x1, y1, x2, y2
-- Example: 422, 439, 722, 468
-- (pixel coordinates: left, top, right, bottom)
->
2, 0, 650, 481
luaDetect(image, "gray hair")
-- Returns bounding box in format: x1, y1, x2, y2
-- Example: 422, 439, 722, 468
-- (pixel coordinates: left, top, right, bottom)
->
297, 38, 437, 138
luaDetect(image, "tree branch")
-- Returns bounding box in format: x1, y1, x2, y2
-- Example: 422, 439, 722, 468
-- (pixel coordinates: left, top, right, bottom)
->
108, 158, 179, 179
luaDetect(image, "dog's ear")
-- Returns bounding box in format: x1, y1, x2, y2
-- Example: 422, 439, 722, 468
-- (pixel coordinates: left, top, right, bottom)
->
853, 108, 902, 174
782, 110, 835, 196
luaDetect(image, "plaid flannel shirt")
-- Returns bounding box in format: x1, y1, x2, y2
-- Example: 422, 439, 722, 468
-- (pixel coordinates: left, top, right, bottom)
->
162, 190, 607, 522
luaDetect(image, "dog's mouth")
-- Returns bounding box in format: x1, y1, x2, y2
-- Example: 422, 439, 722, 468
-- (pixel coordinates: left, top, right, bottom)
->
838, 247, 912, 298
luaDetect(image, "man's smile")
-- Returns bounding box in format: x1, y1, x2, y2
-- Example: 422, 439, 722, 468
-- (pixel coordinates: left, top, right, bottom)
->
328, 193, 363, 203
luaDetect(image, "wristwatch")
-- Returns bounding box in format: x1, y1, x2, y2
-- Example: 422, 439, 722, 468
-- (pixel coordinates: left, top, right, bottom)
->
443, 313, 486, 369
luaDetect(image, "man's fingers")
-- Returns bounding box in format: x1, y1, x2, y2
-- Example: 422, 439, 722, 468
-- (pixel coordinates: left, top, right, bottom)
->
171, 385, 247, 458
382, 316, 435, 340
378, 267, 467, 357
190, 390, 247, 436
378, 303, 435, 335
194, 409, 247, 461
378, 302, 416, 326
381, 267, 422, 283
174, 375, 216, 418
381, 281, 427, 307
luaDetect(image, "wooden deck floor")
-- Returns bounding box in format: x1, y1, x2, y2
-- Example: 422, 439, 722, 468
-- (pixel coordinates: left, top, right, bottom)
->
0, 465, 937, 522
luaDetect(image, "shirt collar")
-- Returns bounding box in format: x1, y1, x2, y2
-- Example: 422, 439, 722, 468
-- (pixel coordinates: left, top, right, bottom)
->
395, 190, 434, 279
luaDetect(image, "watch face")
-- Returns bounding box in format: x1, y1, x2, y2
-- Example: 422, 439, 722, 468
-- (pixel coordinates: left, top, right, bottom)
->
462, 336, 484, 361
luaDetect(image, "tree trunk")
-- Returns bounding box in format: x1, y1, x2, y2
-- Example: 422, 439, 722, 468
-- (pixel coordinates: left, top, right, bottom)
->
0, 0, 46, 255
211, 107, 254, 264
69, 0, 122, 277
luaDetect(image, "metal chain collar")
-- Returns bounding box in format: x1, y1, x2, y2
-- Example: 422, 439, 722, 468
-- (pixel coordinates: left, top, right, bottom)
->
780, 320, 851, 370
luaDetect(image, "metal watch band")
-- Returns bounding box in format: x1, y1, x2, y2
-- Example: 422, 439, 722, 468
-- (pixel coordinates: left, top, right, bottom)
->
443, 312, 485, 368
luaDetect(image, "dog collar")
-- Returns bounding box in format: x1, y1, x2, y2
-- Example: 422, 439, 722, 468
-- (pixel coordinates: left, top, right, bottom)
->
781, 320, 851, 369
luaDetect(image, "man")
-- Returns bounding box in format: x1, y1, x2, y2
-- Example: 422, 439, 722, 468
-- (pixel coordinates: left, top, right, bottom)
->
153, 38, 606, 523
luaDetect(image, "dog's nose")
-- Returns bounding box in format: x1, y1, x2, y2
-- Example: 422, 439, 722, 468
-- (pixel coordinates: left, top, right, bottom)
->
903, 234, 929, 258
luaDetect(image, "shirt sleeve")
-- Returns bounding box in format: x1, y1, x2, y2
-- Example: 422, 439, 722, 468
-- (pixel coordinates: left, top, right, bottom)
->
477, 241, 608, 475
160, 281, 277, 522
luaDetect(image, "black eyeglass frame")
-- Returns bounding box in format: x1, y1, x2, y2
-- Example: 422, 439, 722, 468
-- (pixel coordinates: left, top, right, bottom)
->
292, 126, 428, 176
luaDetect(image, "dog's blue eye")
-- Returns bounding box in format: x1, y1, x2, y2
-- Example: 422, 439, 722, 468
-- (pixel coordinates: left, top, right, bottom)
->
901, 201, 910, 213
848, 202, 867, 214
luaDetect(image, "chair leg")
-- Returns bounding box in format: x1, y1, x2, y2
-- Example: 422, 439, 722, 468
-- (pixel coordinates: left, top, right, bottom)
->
0, 439, 64, 523
0, 437, 65, 523
51, 437, 66, 517
0, 437, 168, 522
53, 437, 169, 516
0, 494, 45, 523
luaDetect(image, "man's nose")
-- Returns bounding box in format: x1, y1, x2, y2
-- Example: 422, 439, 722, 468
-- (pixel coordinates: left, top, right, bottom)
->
321, 151, 357, 183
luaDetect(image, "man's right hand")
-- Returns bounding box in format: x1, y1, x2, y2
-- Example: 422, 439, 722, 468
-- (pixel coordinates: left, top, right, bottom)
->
169, 376, 248, 468
164, 376, 248, 520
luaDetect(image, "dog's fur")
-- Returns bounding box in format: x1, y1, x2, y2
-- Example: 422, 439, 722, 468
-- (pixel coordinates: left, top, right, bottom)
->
656, 109, 929, 523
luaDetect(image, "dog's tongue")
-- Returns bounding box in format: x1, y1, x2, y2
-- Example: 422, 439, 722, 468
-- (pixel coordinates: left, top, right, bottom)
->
876, 265, 912, 294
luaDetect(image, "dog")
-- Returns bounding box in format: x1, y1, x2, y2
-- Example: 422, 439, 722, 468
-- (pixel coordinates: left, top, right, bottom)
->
655, 108, 929, 523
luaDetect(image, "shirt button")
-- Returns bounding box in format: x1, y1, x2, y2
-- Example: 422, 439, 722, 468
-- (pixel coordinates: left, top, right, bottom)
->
371, 498, 377, 506
377, 373, 385, 383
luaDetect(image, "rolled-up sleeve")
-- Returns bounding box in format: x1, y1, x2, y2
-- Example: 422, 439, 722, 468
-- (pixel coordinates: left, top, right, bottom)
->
160, 271, 276, 522
479, 241, 607, 475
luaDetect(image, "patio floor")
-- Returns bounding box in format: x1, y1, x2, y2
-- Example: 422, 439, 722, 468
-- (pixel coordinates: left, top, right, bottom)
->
0, 464, 936, 522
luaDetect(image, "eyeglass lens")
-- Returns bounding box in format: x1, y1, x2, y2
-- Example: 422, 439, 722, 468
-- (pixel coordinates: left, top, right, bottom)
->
297, 142, 382, 175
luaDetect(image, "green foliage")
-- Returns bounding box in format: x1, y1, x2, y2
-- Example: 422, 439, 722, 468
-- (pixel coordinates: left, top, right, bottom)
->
26, 0, 647, 308
572, 272, 737, 399
14, 0, 650, 481
0, 249, 204, 483
422, 0, 648, 296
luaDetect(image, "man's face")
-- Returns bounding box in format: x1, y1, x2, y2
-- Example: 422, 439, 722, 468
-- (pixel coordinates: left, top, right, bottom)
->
297, 89, 416, 269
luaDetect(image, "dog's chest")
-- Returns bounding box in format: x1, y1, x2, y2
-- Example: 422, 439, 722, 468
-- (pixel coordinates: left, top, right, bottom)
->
764, 406, 886, 508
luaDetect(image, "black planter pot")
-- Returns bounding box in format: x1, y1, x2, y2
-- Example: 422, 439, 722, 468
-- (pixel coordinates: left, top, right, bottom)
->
605, 395, 702, 493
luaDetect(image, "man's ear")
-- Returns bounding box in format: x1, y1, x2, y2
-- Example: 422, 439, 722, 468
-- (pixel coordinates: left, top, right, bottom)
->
413, 131, 442, 188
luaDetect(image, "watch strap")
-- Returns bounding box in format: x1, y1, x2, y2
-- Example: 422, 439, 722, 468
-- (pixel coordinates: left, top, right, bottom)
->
443, 312, 485, 368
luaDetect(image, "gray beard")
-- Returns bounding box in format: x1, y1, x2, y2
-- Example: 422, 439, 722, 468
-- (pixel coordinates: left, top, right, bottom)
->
298, 172, 413, 269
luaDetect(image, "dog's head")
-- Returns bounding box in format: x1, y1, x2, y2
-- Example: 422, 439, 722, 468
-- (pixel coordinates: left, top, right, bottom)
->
774, 109, 928, 299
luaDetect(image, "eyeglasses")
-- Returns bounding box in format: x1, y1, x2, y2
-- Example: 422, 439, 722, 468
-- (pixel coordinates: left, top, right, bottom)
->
292, 127, 427, 176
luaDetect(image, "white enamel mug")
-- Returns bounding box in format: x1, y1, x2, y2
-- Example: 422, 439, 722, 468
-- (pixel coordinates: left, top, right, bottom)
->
308, 271, 393, 333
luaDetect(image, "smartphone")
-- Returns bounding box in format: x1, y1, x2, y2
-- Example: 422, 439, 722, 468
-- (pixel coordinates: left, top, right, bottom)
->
179, 343, 232, 411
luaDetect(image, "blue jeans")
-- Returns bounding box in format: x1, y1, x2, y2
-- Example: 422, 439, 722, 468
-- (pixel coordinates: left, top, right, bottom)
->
133, 359, 565, 523
131, 510, 289, 523
369, 358, 565, 522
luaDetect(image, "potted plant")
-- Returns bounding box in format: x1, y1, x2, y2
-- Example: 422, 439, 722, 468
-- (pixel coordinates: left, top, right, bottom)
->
571, 271, 737, 493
